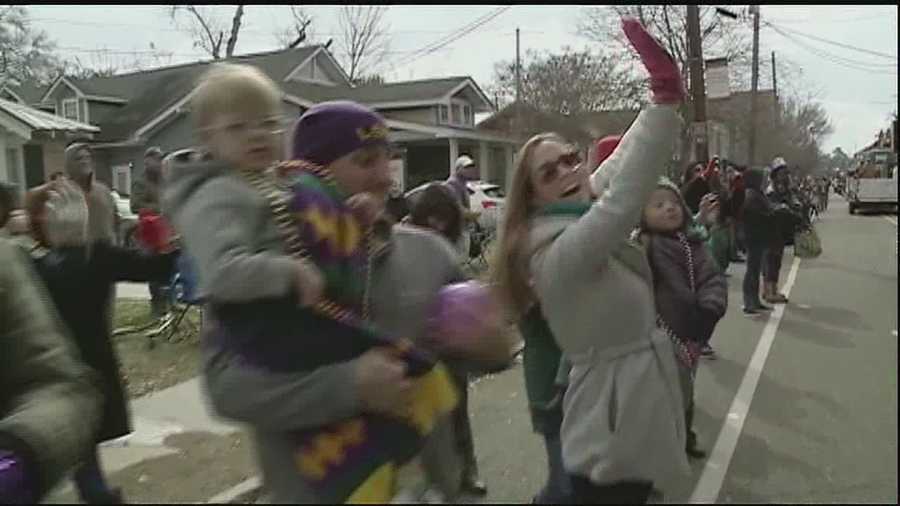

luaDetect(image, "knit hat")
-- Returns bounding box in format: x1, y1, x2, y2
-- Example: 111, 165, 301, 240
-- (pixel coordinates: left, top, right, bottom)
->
595, 135, 621, 165
290, 100, 389, 167
589, 135, 622, 195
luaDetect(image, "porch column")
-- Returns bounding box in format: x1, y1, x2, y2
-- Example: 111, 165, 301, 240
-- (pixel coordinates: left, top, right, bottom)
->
448, 137, 459, 177
479, 140, 490, 182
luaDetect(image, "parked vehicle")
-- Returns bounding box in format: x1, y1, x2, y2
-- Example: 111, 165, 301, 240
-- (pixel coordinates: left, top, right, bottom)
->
111, 190, 139, 248
846, 149, 898, 214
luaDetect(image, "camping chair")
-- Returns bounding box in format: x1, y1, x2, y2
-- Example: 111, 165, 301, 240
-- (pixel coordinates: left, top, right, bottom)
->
465, 221, 494, 270
146, 253, 203, 348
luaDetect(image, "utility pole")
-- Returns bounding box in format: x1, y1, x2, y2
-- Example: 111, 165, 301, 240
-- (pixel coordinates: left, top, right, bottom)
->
515, 27, 521, 140
771, 51, 778, 101
686, 5, 709, 164
748, 4, 761, 168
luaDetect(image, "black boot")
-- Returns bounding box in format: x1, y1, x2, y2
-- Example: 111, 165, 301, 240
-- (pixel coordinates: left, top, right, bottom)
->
686, 430, 707, 460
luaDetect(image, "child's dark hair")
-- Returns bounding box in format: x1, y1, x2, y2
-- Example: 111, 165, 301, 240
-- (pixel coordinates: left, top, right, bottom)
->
409, 183, 463, 244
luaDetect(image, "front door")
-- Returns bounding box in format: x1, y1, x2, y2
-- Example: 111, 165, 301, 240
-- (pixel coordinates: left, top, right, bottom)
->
23, 144, 44, 189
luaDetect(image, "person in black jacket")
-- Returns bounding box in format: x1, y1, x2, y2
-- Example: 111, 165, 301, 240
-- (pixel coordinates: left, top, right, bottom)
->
23, 179, 176, 504
740, 168, 775, 315
764, 160, 803, 304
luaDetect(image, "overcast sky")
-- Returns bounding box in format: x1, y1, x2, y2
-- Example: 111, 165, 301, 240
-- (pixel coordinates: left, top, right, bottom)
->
26, 4, 898, 154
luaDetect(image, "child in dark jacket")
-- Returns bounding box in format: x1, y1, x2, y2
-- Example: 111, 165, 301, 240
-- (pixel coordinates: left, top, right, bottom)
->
638, 178, 728, 459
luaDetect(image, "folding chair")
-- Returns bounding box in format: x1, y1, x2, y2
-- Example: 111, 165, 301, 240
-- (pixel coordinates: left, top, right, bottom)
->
146, 253, 203, 348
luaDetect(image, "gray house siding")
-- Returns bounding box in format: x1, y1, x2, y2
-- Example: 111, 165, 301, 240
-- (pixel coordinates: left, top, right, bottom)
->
87, 101, 125, 126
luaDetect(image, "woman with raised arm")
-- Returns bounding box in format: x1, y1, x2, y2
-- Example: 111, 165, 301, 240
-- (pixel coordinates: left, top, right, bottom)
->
492, 19, 689, 504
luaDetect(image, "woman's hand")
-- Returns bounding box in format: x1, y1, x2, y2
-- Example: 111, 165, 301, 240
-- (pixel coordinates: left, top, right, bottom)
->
622, 18, 684, 104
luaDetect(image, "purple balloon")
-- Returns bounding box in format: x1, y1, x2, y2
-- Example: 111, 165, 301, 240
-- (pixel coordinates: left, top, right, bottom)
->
427, 281, 500, 351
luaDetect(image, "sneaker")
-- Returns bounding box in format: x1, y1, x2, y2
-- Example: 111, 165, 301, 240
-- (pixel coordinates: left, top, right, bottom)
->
743, 307, 759, 316
701, 345, 717, 360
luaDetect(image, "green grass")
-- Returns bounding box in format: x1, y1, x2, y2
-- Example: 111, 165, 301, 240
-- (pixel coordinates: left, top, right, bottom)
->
113, 299, 204, 398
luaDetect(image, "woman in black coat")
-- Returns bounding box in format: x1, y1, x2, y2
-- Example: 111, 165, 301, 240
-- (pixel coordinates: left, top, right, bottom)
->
23, 180, 176, 504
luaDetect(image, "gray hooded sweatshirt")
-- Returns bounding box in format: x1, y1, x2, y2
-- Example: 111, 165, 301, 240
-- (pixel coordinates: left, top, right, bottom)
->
529, 104, 690, 492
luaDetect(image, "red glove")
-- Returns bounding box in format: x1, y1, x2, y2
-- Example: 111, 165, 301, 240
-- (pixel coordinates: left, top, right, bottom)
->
622, 18, 684, 104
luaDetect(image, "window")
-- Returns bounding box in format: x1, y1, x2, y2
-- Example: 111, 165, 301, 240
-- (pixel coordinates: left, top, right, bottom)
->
62, 98, 79, 121
112, 165, 132, 196
463, 105, 472, 126
437, 105, 449, 124
451, 104, 461, 124
5, 148, 21, 185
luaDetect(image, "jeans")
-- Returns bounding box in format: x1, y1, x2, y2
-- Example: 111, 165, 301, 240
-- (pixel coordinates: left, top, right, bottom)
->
73, 447, 114, 503
449, 368, 479, 479
743, 244, 766, 309
534, 431, 572, 503
763, 242, 785, 283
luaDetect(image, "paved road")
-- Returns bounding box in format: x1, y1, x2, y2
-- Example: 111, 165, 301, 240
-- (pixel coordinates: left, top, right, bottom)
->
47, 195, 897, 503
465, 194, 897, 503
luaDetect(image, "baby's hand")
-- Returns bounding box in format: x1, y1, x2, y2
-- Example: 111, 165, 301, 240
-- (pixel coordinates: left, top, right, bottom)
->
295, 260, 325, 307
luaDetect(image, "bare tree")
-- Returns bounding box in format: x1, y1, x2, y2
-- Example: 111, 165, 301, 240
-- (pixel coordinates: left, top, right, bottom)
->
276, 6, 314, 49
337, 5, 390, 84
64, 45, 174, 79
0, 5, 61, 86
169, 5, 245, 59
489, 46, 646, 115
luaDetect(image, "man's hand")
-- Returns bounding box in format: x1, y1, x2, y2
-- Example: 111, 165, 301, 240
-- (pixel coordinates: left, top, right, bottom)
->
354, 348, 412, 418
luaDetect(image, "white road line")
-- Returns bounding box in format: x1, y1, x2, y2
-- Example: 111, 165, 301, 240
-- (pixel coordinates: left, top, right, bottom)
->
690, 256, 802, 504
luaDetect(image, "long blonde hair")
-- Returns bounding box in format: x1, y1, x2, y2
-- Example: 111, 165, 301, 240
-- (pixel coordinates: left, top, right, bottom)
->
491, 132, 568, 318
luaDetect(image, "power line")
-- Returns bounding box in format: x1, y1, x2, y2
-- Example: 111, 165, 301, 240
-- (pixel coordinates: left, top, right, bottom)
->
385, 6, 512, 71
767, 25, 898, 76
765, 20, 897, 61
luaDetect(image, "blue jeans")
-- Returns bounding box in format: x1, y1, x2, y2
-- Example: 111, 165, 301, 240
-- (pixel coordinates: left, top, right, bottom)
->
534, 431, 572, 503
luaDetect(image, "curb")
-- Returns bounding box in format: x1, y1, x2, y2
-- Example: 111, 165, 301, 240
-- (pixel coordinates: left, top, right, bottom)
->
206, 477, 261, 504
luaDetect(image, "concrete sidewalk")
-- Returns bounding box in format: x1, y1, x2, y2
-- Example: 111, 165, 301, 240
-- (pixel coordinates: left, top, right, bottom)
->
44, 378, 248, 504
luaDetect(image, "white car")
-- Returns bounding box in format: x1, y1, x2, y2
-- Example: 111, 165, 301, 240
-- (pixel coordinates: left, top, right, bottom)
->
110, 190, 139, 247
466, 181, 505, 230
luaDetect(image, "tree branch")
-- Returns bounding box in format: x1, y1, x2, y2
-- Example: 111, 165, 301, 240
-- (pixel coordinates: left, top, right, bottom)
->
225, 5, 244, 58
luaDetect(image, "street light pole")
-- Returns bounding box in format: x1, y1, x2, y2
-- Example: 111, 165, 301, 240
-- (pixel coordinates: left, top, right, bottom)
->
686, 5, 709, 164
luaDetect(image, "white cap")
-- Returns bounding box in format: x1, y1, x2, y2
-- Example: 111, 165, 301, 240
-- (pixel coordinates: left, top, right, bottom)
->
455, 155, 475, 172
771, 157, 787, 170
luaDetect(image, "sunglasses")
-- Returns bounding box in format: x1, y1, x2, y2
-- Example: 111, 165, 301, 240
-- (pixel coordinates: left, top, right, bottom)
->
535, 149, 583, 185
